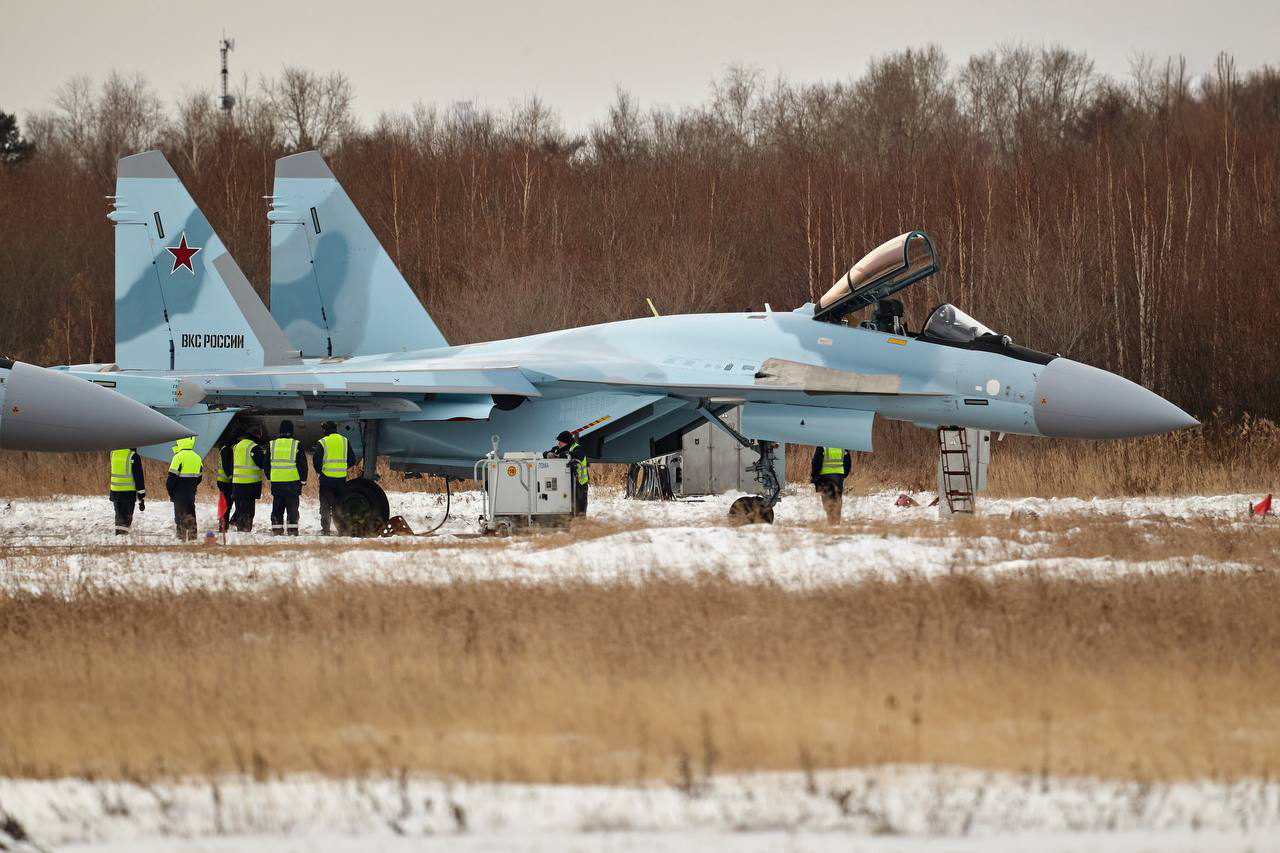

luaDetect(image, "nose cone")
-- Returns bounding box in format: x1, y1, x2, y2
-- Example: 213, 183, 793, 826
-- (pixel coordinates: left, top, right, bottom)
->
1033, 358, 1199, 439
0, 361, 193, 452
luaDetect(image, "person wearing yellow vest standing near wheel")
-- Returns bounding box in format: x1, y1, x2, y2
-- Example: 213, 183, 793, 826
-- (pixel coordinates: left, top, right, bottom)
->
810, 446, 852, 524
311, 421, 356, 535
214, 441, 233, 530
268, 420, 308, 536
165, 436, 203, 541
546, 429, 589, 515
220, 426, 268, 532
108, 447, 146, 535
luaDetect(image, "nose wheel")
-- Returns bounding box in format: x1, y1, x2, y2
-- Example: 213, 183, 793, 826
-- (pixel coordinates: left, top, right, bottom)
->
693, 403, 782, 524
728, 495, 775, 524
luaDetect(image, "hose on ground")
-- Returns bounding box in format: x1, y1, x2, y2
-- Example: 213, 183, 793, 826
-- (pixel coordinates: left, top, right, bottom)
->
422, 477, 452, 535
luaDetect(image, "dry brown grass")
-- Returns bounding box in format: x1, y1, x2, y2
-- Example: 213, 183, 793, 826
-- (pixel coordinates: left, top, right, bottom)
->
5, 415, 1278, 501
2, 570, 1278, 785
782, 415, 1280, 499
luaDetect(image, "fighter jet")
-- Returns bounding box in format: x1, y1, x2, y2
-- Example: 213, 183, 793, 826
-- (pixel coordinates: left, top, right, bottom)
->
0, 357, 193, 452
58, 149, 1196, 531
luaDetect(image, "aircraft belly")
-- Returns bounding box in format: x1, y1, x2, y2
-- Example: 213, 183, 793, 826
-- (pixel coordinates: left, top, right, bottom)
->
739, 403, 875, 451
379, 391, 667, 466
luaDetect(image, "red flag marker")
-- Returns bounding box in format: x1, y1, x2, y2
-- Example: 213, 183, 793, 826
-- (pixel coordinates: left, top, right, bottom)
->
1252, 494, 1272, 516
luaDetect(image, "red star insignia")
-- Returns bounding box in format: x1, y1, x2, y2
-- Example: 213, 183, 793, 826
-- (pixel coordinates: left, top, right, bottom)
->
166, 232, 202, 274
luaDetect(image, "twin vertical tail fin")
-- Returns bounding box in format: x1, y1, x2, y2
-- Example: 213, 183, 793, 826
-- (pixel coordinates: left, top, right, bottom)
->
269, 152, 448, 358
111, 151, 301, 370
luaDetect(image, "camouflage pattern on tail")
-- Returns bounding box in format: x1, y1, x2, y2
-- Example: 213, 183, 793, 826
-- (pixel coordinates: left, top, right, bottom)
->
111, 151, 300, 370
269, 151, 448, 358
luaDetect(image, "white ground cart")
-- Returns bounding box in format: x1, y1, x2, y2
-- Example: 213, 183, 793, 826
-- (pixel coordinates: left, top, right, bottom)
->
475, 437, 575, 534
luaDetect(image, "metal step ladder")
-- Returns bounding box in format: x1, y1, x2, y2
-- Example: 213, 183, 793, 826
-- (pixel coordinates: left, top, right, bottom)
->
937, 427, 976, 514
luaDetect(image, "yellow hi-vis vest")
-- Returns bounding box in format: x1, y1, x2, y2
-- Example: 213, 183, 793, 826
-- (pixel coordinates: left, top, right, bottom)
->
819, 447, 845, 476
169, 437, 202, 478
216, 452, 230, 483
110, 448, 136, 491
320, 433, 350, 479
269, 437, 300, 483
568, 441, 589, 485
231, 438, 262, 484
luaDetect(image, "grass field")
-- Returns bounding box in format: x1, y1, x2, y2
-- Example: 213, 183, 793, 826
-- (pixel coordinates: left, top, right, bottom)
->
3, 566, 1278, 786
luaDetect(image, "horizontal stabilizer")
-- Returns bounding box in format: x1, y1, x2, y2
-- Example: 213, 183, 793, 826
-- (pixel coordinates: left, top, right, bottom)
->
112, 151, 301, 370
137, 409, 237, 463
270, 152, 448, 357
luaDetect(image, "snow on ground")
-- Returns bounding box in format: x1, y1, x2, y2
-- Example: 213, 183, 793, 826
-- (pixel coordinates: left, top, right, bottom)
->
0, 489, 1266, 595
1, 766, 1277, 852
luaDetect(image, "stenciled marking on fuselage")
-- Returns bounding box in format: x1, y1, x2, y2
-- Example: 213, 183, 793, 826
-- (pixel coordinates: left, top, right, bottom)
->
180, 333, 247, 349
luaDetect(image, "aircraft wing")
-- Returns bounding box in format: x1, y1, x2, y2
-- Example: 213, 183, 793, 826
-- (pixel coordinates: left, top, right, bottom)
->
66, 363, 541, 423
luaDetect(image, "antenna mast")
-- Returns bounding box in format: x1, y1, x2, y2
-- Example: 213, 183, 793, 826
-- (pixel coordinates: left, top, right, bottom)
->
219, 33, 236, 117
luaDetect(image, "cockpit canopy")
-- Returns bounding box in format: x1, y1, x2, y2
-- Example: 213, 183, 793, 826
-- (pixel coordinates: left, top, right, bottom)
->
921, 304, 997, 343
815, 231, 938, 323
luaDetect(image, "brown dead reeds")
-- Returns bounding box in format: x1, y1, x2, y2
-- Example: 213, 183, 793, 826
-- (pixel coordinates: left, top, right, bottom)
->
2, 570, 1277, 785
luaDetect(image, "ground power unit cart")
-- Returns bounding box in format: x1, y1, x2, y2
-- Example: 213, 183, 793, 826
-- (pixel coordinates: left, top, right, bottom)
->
475, 449, 576, 534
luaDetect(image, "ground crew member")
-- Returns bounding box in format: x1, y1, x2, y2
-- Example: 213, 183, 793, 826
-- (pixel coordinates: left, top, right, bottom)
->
312, 421, 356, 534
108, 447, 145, 534
221, 427, 267, 532
810, 446, 852, 524
268, 420, 308, 536
215, 442, 233, 530
546, 429, 589, 515
165, 436, 203, 541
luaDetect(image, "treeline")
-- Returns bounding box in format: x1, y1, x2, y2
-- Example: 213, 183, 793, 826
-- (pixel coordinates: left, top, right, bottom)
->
2, 46, 1279, 419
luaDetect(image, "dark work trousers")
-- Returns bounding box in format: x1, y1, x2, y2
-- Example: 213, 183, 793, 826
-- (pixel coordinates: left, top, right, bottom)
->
217, 482, 233, 530
814, 475, 844, 524
230, 482, 263, 532
270, 482, 303, 535
111, 492, 137, 534
574, 483, 589, 516
171, 486, 198, 542
318, 477, 346, 533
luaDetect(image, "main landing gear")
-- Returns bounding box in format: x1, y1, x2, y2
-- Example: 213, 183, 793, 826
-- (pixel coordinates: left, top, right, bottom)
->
334, 419, 391, 537
694, 403, 782, 524
335, 479, 390, 537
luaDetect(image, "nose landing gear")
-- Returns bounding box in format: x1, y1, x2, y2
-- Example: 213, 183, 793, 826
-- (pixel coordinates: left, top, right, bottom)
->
695, 403, 782, 524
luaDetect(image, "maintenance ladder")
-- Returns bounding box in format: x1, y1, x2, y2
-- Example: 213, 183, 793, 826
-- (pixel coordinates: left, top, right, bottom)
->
937, 427, 976, 514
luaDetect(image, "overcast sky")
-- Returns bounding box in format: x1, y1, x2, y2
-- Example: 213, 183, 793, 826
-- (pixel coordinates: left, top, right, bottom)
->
5, 0, 1278, 132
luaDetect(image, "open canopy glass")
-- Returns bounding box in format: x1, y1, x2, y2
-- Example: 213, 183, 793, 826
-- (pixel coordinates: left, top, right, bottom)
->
815, 231, 938, 322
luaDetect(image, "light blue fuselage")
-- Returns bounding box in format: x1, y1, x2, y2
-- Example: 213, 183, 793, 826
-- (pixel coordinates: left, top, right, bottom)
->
363, 309, 1043, 472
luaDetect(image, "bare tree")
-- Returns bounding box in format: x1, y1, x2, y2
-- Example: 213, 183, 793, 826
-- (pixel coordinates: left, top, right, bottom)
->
166, 90, 218, 177
94, 72, 165, 174
265, 67, 356, 152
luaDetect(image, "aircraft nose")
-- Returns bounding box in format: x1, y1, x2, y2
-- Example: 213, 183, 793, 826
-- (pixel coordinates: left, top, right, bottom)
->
1033, 358, 1200, 439
0, 361, 193, 452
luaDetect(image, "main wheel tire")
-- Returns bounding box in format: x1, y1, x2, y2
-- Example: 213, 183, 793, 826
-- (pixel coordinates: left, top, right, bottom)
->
335, 479, 391, 537
728, 495, 774, 525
